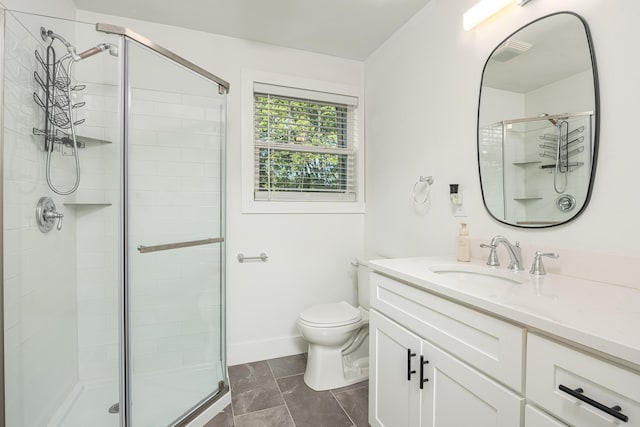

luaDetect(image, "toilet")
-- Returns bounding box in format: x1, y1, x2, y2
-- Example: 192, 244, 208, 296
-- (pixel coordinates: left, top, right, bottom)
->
297, 259, 371, 391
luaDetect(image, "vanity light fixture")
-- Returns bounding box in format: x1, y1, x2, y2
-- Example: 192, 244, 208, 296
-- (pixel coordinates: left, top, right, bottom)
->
463, 0, 533, 31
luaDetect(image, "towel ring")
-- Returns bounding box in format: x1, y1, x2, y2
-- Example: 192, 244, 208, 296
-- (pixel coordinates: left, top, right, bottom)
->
413, 176, 434, 204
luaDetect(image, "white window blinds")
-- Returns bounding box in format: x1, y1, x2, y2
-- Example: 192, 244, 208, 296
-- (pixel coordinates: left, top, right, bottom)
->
253, 83, 358, 202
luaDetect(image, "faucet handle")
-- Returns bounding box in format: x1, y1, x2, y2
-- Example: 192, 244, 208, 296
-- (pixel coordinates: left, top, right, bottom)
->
480, 243, 500, 267
529, 251, 559, 276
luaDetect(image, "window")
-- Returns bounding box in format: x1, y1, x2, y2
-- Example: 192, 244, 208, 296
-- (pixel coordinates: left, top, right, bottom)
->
252, 83, 358, 202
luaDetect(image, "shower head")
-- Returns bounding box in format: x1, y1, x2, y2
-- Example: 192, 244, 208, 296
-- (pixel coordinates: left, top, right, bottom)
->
41, 28, 118, 62
538, 113, 557, 126
74, 43, 119, 61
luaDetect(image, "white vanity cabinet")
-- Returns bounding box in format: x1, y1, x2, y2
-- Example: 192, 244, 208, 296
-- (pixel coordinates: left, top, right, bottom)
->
369, 273, 524, 427
368, 260, 640, 427
370, 311, 523, 427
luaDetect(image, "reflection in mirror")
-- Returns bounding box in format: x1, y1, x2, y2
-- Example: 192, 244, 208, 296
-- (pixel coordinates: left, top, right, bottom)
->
478, 12, 598, 228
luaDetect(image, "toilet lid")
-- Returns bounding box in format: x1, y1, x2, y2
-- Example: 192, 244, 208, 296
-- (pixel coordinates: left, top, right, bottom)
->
299, 301, 361, 327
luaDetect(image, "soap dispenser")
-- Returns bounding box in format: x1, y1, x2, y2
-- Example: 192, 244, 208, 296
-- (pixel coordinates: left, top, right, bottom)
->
456, 223, 470, 262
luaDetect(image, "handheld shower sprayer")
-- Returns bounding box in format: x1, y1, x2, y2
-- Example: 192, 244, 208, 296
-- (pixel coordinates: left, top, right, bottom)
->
77, 44, 108, 60
36, 27, 119, 195
76, 43, 119, 61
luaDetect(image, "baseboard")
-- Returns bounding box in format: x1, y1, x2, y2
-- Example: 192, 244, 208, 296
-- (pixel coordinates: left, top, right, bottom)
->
227, 335, 307, 366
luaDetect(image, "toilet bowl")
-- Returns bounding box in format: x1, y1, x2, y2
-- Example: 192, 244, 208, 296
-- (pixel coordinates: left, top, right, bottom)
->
296, 260, 372, 391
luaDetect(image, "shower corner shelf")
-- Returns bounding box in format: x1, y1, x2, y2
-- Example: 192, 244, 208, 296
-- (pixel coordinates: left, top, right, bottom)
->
63, 201, 113, 207
76, 135, 112, 147
513, 196, 543, 201
512, 160, 542, 166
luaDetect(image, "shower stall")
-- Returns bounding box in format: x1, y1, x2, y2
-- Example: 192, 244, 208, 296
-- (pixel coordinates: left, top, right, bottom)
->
1, 8, 228, 427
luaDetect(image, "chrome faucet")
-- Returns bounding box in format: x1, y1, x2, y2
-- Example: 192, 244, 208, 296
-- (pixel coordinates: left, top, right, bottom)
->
483, 236, 524, 272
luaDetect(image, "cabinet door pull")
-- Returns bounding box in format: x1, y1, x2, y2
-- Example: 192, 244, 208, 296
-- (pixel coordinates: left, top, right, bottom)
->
558, 384, 629, 422
420, 356, 429, 389
407, 349, 417, 380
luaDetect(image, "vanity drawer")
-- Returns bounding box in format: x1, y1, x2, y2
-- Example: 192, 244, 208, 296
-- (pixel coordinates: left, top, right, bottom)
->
525, 405, 569, 427
371, 272, 525, 392
526, 333, 640, 426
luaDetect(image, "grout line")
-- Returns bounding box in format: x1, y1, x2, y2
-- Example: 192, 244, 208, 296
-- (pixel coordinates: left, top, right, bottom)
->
268, 359, 297, 427
233, 404, 289, 420
330, 389, 356, 427
275, 371, 306, 380
332, 382, 369, 395
229, 393, 236, 427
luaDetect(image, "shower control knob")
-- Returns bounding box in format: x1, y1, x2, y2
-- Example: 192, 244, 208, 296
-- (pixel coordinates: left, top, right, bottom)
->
45, 209, 64, 230
36, 196, 64, 232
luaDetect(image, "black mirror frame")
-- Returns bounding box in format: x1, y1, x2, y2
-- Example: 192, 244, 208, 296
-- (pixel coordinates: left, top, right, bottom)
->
476, 11, 600, 229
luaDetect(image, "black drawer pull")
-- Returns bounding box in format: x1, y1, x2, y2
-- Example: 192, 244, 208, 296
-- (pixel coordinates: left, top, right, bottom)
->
559, 384, 629, 422
420, 356, 429, 389
407, 349, 417, 381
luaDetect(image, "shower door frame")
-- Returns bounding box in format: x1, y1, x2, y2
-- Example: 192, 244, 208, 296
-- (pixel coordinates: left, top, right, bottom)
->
0, 7, 6, 427
95, 23, 230, 427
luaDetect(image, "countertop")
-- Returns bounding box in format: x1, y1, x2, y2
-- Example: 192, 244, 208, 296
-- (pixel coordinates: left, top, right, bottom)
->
369, 256, 640, 369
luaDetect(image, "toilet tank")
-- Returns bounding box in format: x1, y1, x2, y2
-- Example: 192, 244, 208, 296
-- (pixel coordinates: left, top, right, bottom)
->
356, 259, 372, 310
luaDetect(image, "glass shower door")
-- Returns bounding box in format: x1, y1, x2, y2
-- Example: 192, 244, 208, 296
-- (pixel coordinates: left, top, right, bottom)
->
125, 39, 226, 426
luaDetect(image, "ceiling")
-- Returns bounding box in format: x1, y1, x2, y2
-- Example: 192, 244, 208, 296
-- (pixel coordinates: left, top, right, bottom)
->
73, 0, 432, 60
483, 13, 593, 93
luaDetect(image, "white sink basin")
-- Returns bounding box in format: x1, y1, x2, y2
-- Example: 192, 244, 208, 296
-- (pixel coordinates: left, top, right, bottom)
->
429, 264, 528, 286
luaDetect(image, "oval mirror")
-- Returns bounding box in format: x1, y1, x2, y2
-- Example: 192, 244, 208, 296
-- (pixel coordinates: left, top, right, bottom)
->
477, 12, 598, 228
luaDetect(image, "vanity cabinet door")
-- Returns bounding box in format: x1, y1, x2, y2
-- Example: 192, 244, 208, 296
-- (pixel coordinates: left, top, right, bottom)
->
369, 310, 421, 427
525, 405, 569, 427
419, 338, 523, 427
371, 272, 525, 391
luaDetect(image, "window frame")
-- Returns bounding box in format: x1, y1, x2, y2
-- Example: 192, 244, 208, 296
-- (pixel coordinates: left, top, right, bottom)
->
241, 70, 365, 214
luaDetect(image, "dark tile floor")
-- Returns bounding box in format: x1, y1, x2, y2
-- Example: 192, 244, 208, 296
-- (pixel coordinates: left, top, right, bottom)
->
205, 354, 369, 427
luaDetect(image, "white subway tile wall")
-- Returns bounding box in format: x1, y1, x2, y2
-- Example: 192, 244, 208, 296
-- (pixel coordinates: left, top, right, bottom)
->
128, 86, 224, 378
3, 14, 80, 426
73, 82, 120, 382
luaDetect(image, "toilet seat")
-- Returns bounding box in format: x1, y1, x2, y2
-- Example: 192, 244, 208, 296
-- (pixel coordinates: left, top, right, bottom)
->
299, 301, 362, 327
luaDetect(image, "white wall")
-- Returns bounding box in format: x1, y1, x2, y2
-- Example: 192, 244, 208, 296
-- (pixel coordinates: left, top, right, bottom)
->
0, 0, 75, 19
364, 0, 640, 263
75, 10, 365, 364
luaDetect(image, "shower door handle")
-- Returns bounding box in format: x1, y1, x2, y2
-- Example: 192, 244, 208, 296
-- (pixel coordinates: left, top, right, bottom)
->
137, 237, 224, 254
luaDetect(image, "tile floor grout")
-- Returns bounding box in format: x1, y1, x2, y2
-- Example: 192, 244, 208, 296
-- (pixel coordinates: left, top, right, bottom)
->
207, 354, 368, 427
267, 359, 298, 427
330, 389, 357, 427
